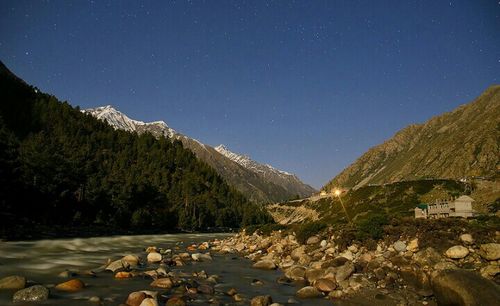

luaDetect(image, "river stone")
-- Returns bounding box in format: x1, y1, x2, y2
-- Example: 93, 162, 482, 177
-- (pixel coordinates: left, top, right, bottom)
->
335, 262, 355, 282
150, 277, 173, 289
106, 259, 130, 272
198, 284, 214, 295
330, 256, 350, 267
55, 279, 85, 291
115, 271, 133, 279
12, 285, 49, 302
147, 252, 162, 263
445, 245, 469, 259
191, 253, 212, 261
393, 241, 407, 252
250, 295, 273, 306
407, 238, 419, 252
0, 275, 26, 290
126, 291, 146, 306
296, 286, 322, 298
306, 236, 320, 245
479, 243, 500, 261
460, 234, 474, 244
414, 247, 443, 267
432, 269, 500, 305
400, 267, 432, 296
122, 254, 140, 266
305, 268, 325, 283
481, 264, 500, 279
285, 265, 306, 281
291, 246, 306, 261
320, 240, 327, 248
253, 260, 277, 270
166, 297, 186, 306
314, 278, 336, 292
140, 298, 159, 306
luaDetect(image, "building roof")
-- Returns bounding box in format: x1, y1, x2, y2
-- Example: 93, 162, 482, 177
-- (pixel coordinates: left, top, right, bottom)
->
455, 195, 475, 202
417, 204, 428, 210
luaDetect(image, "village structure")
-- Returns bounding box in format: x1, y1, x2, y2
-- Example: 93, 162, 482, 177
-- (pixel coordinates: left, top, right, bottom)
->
414, 195, 475, 219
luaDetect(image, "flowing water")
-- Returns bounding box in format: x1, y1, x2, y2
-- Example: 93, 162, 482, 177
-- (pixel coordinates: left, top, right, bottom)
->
0, 233, 333, 306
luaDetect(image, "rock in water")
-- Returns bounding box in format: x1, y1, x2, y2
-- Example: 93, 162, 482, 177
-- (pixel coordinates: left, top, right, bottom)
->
253, 260, 277, 270
314, 278, 336, 292
296, 286, 322, 298
445, 246, 469, 259
147, 252, 162, 263
150, 277, 173, 289
106, 259, 130, 272
0, 275, 26, 290
251, 295, 273, 306
479, 243, 500, 261
335, 262, 355, 282
126, 292, 146, 306
140, 298, 159, 306
432, 269, 500, 305
166, 296, 186, 306
13, 285, 49, 302
55, 279, 85, 291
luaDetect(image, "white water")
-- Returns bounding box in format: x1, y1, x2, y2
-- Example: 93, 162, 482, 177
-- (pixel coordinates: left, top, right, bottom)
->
0, 233, 333, 306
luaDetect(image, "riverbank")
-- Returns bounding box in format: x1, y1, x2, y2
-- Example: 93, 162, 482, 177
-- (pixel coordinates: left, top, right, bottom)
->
211, 217, 500, 305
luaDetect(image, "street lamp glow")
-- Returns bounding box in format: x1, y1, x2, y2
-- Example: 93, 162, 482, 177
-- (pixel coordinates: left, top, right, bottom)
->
334, 189, 341, 196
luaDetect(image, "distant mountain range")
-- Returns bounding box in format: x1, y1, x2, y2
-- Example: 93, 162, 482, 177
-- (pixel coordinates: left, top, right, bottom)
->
85, 106, 316, 203
323, 85, 500, 191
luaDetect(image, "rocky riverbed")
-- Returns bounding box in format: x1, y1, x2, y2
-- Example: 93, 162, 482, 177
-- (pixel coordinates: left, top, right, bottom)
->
0, 228, 499, 305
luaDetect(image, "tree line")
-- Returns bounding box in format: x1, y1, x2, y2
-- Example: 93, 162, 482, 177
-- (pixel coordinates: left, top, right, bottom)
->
0, 62, 272, 233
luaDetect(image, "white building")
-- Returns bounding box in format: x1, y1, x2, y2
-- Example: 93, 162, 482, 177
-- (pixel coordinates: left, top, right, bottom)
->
414, 195, 474, 219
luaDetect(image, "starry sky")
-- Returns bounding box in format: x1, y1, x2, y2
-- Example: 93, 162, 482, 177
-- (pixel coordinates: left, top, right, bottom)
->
1, 1, 499, 188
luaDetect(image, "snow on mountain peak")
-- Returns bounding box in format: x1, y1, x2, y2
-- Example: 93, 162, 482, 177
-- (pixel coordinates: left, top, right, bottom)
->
83, 106, 176, 137
215, 144, 294, 178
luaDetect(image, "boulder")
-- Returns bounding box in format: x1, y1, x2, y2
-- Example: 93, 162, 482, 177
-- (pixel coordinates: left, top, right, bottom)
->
253, 260, 277, 270
296, 286, 322, 298
12, 285, 49, 302
250, 295, 273, 306
126, 291, 146, 306
140, 298, 159, 306
432, 269, 500, 305
335, 262, 355, 282
55, 279, 85, 291
479, 243, 500, 261
147, 252, 162, 263
285, 265, 306, 281
306, 236, 320, 245
445, 245, 469, 259
460, 234, 474, 244
122, 254, 140, 266
480, 264, 500, 279
165, 297, 186, 306
150, 277, 173, 289
0, 275, 26, 290
106, 259, 130, 272
191, 253, 212, 261
314, 278, 336, 292
400, 267, 432, 296
414, 247, 443, 267
305, 268, 325, 283
115, 271, 133, 279
393, 241, 407, 253
407, 238, 419, 252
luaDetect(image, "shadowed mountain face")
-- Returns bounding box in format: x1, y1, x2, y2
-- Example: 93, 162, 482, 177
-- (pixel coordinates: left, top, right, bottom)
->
85, 106, 316, 203
324, 85, 500, 191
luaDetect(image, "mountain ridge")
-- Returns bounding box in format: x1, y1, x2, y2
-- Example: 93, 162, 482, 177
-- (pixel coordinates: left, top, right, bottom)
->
84, 105, 316, 203
323, 85, 500, 191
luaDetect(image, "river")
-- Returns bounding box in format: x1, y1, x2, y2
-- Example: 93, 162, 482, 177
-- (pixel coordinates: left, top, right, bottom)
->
0, 233, 333, 305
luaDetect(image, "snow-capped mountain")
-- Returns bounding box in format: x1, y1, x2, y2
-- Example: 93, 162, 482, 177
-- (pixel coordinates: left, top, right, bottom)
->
84, 105, 316, 203
84, 105, 176, 138
215, 145, 292, 178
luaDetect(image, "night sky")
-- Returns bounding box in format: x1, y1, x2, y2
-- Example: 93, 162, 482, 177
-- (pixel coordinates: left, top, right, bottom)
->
1, 1, 499, 188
